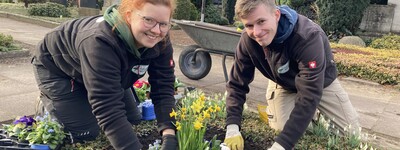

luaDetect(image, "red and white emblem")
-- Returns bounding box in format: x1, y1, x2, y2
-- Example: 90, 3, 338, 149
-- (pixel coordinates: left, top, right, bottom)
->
308, 61, 316, 69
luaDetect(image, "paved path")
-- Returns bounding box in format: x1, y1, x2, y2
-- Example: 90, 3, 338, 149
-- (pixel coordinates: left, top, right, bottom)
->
1, 16, 400, 149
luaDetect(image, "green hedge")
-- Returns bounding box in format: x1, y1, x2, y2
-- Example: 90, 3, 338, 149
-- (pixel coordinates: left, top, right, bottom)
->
316, 0, 370, 41
28, 2, 71, 17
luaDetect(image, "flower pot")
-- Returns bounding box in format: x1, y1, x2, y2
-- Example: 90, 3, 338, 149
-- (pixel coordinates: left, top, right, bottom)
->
141, 100, 156, 120
30, 144, 50, 150
17, 141, 30, 148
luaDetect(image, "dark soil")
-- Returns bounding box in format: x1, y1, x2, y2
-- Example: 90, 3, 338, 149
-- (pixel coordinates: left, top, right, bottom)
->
135, 119, 270, 150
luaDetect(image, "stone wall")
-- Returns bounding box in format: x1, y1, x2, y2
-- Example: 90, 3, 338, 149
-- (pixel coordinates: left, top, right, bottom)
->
359, 4, 395, 33
359, 1, 399, 34
389, 0, 400, 33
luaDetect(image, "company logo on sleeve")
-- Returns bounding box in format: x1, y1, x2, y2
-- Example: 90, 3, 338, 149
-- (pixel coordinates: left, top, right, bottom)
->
309, 61, 317, 69
131, 65, 149, 76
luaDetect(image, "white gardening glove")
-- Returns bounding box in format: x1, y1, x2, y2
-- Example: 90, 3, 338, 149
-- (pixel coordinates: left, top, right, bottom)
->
268, 142, 285, 150
224, 124, 244, 150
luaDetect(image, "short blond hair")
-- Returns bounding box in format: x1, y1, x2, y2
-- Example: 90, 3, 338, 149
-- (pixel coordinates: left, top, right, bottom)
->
235, 0, 276, 19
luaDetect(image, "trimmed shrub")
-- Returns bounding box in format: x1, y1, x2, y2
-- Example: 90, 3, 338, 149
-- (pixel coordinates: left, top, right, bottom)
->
338, 36, 366, 47
316, 0, 370, 41
0, 33, 19, 52
0, 33, 13, 52
174, 0, 199, 21
277, 0, 318, 22
222, 0, 236, 24
369, 34, 400, 50
205, 4, 229, 25
28, 2, 71, 17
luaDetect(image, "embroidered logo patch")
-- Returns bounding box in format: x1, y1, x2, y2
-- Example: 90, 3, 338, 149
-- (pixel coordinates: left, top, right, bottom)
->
277, 61, 290, 74
309, 61, 317, 69
131, 65, 149, 76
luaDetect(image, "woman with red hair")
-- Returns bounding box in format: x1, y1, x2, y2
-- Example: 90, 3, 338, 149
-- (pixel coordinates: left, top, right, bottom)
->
32, 0, 177, 149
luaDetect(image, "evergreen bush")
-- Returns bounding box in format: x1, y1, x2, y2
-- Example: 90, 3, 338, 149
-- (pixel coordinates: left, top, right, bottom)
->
316, 0, 370, 41
0, 33, 19, 52
222, 0, 236, 24
205, 4, 229, 25
276, 0, 318, 21
174, 0, 199, 21
369, 34, 400, 50
28, 2, 71, 17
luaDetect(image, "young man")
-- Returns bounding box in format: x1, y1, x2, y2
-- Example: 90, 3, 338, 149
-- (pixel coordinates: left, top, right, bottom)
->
223, 0, 360, 149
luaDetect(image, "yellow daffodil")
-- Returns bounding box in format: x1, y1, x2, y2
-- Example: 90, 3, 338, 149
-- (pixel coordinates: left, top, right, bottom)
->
176, 122, 182, 131
181, 114, 186, 120
191, 103, 203, 113
169, 109, 177, 118
181, 107, 187, 113
207, 107, 215, 113
198, 116, 204, 122
193, 120, 203, 130
200, 94, 206, 101
203, 111, 211, 119
214, 105, 221, 112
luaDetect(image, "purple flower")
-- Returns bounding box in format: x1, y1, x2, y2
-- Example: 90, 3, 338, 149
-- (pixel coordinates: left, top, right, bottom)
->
48, 129, 54, 133
13, 116, 36, 127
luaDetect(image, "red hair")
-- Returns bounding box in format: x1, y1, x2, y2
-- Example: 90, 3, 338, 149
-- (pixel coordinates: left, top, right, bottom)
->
118, 0, 176, 20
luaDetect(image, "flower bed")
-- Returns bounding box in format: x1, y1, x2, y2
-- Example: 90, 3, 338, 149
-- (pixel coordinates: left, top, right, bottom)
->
333, 43, 400, 85
61, 90, 378, 150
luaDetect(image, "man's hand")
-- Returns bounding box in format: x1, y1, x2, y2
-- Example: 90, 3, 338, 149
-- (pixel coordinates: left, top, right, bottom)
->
268, 142, 285, 150
160, 134, 178, 150
224, 124, 244, 150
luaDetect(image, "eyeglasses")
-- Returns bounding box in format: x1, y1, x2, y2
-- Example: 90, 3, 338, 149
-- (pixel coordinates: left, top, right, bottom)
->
136, 13, 171, 33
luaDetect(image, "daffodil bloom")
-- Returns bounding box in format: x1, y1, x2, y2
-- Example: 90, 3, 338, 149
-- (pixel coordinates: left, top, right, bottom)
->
181, 107, 187, 113
197, 115, 204, 122
214, 105, 221, 112
182, 114, 186, 119
177, 125, 182, 131
169, 109, 177, 118
203, 111, 211, 119
176, 122, 182, 131
193, 120, 203, 130
207, 107, 215, 113
200, 94, 206, 101
191, 103, 202, 113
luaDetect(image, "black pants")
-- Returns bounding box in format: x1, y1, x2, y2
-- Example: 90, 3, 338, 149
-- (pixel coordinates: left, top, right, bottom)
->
33, 64, 142, 143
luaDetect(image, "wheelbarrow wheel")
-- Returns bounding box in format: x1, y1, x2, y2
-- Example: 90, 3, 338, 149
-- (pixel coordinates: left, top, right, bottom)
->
179, 45, 212, 80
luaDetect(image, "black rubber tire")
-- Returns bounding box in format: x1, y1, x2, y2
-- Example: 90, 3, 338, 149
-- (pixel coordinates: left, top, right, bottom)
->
179, 45, 212, 80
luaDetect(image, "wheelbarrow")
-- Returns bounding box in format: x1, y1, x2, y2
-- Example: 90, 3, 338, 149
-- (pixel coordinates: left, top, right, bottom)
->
173, 20, 241, 82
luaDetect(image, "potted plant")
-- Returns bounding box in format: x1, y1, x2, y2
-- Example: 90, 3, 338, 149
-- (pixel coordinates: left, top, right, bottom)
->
2, 116, 36, 144
133, 80, 151, 103
26, 113, 67, 150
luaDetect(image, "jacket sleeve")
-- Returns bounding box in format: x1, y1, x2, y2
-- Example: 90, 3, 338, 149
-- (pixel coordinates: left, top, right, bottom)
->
147, 39, 177, 134
79, 37, 142, 150
225, 37, 256, 127
275, 31, 327, 149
